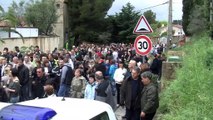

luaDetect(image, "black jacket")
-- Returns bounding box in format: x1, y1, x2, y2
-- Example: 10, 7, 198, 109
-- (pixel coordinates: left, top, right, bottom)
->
18, 64, 30, 86
120, 76, 143, 109
96, 80, 109, 97
0, 87, 8, 102
150, 58, 161, 75
95, 62, 106, 76
32, 76, 47, 98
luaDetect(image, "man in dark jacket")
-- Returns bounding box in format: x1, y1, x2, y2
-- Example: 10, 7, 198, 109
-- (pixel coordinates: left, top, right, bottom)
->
15, 46, 23, 59
2, 47, 10, 63
120, 67, 143, 120
17, 57, 30, 101
150, 54, 161, 76
32, 67, 47, 98
140, 71, 159, 120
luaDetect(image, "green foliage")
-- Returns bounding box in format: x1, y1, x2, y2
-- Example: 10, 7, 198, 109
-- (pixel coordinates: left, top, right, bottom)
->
25, 0, 58, 35
187, 5, 208, 35
173, 20, 182, 25
143, 10, 156, 24
0, 5, 24, 43
0, 5, 18, 27
20, 45, 35, 54
9, 0, 26, 27
106, 2, 140, 43
161, 32, 167, 37
182, 0, 210, 36
0, 5, 5, 20
147, 22, 161, 37
159, 21, 167, 27
68, 0, 114, 44
159, 35, 213, 120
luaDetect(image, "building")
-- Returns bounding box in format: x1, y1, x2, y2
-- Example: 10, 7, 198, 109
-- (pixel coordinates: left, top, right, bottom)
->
159, 24, 185, 37
53, 0, 69, 49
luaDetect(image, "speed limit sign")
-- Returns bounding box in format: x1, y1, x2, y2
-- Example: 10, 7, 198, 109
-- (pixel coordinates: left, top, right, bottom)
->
134, 35, 152, 56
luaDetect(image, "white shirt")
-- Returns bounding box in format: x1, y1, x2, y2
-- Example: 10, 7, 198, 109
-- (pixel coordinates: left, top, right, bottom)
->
113, 67, 127, 84
112, 51, 118, 61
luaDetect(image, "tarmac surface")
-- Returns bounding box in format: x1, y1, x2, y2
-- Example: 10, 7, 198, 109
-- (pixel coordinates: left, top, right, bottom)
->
115, 106, 125, 120
114, 106, 158, 120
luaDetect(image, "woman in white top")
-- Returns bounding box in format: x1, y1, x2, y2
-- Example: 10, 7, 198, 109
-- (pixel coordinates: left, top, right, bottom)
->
113, 61, 127, 105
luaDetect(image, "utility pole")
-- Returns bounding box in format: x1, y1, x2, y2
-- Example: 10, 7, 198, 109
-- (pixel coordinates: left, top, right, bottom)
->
211, 0, 213, 23
167, 0, 173, 50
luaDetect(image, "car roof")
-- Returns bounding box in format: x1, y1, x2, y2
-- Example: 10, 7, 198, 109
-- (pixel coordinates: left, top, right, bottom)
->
0, 103, 11, 109
17, 97, 115, 120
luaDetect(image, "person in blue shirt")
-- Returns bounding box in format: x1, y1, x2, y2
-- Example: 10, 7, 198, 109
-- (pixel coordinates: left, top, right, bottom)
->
108, 60, 117, 81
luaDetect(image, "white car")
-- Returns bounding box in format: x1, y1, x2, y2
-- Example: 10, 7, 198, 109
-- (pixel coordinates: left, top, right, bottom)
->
0, 97, 117, 120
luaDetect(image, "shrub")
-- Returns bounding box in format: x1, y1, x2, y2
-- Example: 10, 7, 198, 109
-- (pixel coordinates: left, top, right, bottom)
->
159, 35, 213, 120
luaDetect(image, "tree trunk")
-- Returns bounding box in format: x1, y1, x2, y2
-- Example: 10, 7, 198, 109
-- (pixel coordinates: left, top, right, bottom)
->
74, 34, 80, 46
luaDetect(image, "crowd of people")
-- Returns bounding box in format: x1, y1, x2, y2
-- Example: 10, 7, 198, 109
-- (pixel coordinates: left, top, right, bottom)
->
0, 43, 165, 120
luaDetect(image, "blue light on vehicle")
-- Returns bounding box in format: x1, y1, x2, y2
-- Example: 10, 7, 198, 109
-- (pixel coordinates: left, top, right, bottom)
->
0, 104, 57, 120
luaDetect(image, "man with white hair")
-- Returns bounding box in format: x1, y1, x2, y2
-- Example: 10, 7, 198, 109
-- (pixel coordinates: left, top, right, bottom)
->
120, 67, 143, 120
12, 57, 19, 69
24, 55, 34, 76
125, 60, 137, 79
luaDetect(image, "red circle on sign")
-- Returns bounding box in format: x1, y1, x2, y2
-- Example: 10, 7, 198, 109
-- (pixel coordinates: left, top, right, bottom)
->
134, 35, 152, 56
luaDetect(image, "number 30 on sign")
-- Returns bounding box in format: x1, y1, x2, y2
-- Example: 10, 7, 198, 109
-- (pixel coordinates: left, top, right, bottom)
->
134, 35, 152, 56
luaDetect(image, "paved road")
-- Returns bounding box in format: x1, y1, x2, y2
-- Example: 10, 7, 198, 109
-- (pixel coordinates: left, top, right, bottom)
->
115, 107, 159, 120
115, 106, 125, 120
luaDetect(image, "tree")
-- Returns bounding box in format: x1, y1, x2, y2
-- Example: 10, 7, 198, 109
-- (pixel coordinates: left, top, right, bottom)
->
0, 6, 17, 27
143, 10, 156, 24
148, 21, 161, 37
68, 0, 114, 46
25, 0, 58, 35
8, 0, 26, 27
187, 5, 208, 35
0, 5, 24, 43
107, 2, 140, 43
0, 5, 5, 22
182, 0, 210, 36
173, 20, 182, 25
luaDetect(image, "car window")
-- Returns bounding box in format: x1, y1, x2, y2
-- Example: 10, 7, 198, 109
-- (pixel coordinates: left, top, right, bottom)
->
90, 111, 109, 120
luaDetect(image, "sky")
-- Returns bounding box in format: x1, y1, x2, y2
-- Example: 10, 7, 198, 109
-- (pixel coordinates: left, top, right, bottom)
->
108, 0, 183, 21
0, 0, 183, 21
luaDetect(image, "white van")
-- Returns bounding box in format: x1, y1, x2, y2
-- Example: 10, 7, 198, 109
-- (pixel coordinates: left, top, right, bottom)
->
0, 97, 117, 120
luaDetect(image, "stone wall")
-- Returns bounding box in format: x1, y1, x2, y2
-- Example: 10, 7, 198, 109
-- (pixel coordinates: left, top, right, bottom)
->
162, 61, 182, 80
160, 61, 182, 90
0, 36, 60, 52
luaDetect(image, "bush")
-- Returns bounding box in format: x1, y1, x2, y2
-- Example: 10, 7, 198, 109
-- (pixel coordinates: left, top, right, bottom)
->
159, 35, 213, 120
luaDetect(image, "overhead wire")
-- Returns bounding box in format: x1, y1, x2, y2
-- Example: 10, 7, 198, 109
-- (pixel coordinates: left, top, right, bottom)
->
140, 1, 169, 11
